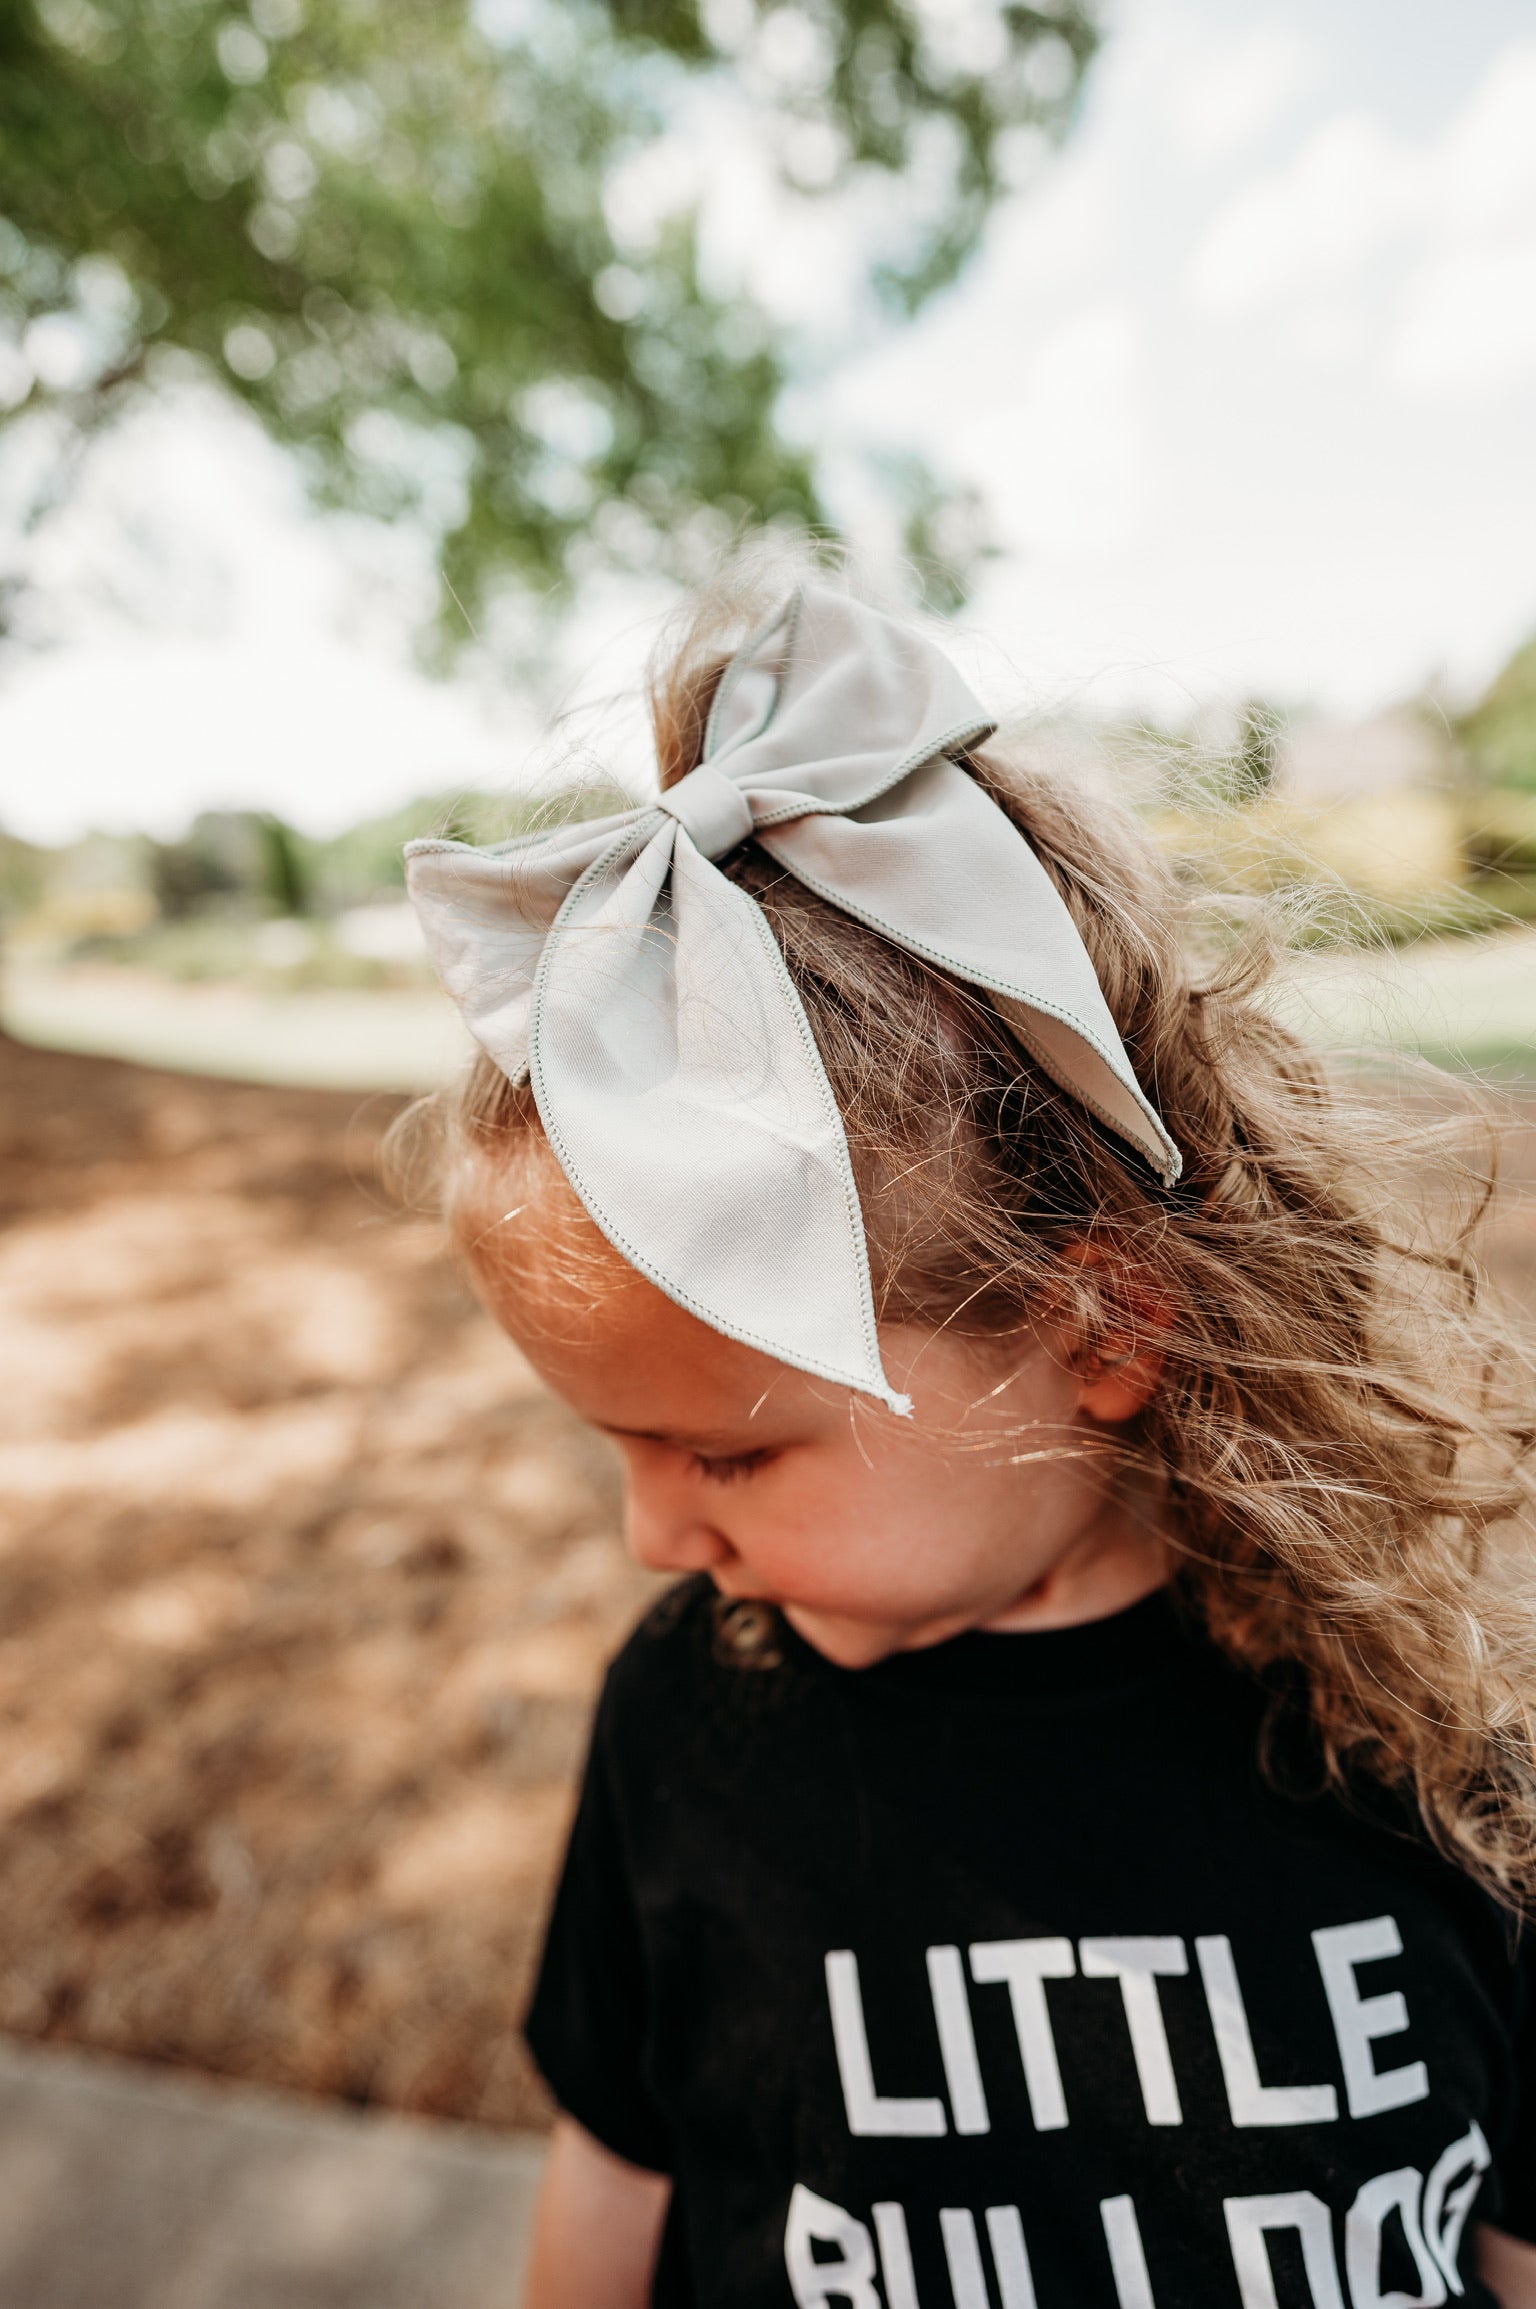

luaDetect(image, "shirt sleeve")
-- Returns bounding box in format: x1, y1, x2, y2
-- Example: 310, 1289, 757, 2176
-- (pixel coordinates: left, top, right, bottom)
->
523, 1679, 673, 2174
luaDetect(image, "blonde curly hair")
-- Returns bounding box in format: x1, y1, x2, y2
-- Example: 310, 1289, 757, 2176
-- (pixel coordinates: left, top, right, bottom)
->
417, 554, 1536, 1910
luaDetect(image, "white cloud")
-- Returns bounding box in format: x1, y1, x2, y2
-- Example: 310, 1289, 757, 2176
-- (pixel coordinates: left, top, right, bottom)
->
1277, 302, 1367, 370
956, 304, 1150, 559
1188, 112, 1414, 314
1171, 21, 1315, 163
1390, 41, 1536, 401
1432, 40, 1536, 236
1390, 245, 1536, 397
1186, 36, 1536, 406
807, 92, 1122, 471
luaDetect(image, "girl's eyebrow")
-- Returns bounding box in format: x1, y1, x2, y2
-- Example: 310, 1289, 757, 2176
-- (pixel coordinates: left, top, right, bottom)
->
602, 1420, 778, 1450
602, 1421, 724, 1446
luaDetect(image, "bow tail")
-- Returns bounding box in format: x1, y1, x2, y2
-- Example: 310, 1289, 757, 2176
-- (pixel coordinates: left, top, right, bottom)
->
755, 759, 1182, 1187
528, 828, 910, 1413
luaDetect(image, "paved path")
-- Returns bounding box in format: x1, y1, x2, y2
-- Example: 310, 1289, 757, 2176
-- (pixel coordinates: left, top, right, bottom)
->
0, 2038, 545, 2309
2, 969, 471, 1092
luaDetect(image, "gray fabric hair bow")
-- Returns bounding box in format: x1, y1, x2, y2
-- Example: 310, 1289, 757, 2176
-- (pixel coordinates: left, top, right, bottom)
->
406, 586, 1179, 1415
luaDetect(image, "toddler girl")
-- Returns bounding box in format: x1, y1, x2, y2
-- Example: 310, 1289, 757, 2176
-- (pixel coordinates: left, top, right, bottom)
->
405, 571, 1536, 2309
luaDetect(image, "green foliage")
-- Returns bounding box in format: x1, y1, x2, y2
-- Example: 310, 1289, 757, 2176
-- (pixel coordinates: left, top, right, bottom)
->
1461, 788, 1536, 882
1459, 630, 1536, 792
0, 0, 1096, 634
147, 807, 309, 914
258, 811, 309, 912
0, 824, 47, 917
611, 0, 1097, 311
12, 787, 634, 961
150, 808, 269, 915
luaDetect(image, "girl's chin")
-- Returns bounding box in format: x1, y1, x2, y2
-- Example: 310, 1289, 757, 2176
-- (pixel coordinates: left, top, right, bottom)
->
779, 1604, 917, 1670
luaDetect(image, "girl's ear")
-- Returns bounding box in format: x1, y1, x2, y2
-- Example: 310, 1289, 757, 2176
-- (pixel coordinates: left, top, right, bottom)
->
1058, 1241, 1172, 1424
1078, 1341, 1164, 1424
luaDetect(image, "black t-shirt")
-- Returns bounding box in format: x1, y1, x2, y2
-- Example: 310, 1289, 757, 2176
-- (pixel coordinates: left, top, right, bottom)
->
525, 1579, 1536, 2308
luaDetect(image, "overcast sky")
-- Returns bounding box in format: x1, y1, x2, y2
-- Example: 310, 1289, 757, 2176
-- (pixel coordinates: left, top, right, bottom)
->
3, 0, 1535, 843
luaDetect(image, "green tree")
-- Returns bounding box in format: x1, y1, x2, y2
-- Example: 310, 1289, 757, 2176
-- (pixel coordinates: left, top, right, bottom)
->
0, 824, 46, 918
1459, 631, 1536, 793
258, 811, 308, 913
0, 0, 1096, 639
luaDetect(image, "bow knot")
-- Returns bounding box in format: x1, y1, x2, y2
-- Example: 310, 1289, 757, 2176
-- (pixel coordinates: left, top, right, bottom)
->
656, 761, 756, 858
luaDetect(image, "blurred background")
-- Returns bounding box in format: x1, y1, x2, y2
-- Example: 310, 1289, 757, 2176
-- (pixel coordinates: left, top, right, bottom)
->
2, 0, 1535, 2301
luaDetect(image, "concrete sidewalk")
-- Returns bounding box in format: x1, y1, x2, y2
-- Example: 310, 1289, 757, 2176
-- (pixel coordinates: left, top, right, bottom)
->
0, 2037, 544, 2309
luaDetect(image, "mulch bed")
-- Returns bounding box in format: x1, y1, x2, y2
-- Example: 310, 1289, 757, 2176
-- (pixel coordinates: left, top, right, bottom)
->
0, 1032, 655, 2128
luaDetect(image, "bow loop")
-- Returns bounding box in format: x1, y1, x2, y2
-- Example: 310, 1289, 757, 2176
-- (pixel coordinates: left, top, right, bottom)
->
406, 584, 1180, 1412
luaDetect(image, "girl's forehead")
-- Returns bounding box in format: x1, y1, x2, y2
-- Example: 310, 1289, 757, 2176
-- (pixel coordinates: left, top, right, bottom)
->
468, 1188, 815, 1435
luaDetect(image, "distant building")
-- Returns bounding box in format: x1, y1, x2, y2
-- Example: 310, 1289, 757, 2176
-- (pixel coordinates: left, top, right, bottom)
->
1281, 708, 1453, 803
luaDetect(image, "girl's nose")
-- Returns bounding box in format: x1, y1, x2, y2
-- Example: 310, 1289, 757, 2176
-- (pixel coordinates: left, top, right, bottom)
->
619, 1468, 734, 1579
615, 1442, 739, 1575
628, 1505, 734, 1579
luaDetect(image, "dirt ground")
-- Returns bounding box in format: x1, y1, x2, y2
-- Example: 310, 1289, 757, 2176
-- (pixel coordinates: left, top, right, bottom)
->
0, 1032, 657, 2130
1, 1032, 1533, 2132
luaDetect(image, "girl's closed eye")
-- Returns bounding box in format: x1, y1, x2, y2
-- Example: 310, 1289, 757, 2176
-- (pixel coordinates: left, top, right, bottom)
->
690, 1448, 778, 1484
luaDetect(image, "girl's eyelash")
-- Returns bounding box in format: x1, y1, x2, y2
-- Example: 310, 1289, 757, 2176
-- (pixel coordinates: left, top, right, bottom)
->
691, 1448, 776, 1483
